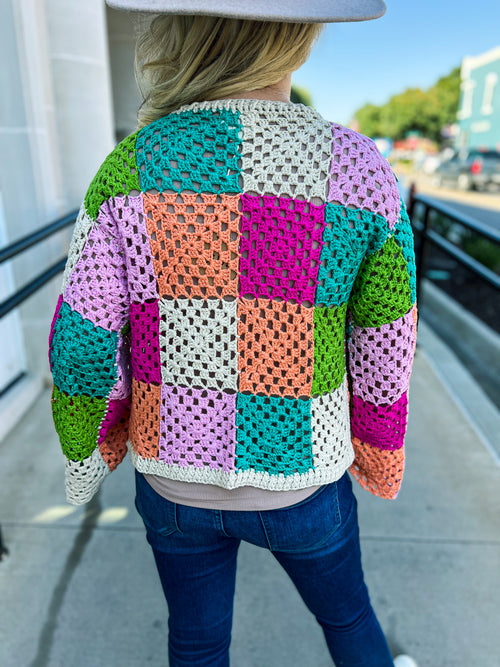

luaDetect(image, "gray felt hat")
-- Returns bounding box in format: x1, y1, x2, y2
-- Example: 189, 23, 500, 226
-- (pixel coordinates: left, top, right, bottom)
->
105, 0, 387, 23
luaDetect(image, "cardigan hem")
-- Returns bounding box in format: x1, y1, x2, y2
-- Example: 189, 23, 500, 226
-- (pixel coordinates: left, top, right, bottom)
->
128, 442, 355, 491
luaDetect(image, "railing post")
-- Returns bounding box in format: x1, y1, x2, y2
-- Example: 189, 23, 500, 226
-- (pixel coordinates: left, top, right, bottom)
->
0, 524, 8, 561
407, 181, 417, 219
415, 203, 431, 308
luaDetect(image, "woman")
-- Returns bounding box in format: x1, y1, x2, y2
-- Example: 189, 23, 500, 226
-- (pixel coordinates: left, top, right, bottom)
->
49, 1, 419, 665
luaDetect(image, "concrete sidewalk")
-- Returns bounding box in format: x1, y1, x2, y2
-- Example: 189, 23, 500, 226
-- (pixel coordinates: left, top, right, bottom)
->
1, 322, 499, 667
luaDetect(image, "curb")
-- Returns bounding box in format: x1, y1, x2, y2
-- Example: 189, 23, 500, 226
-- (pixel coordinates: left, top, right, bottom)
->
419, 279, 500, 405
417, 319, 500, 464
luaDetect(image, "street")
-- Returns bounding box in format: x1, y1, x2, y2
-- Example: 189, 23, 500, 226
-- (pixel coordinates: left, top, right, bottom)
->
400, 171, 500, 231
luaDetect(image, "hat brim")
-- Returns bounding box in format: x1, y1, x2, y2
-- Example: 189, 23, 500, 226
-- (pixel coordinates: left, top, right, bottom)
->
105, 0, 386, 23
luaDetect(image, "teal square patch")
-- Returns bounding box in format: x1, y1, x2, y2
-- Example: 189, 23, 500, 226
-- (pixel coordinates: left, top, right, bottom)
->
136, 108, 243, 193
51, 302, 118, 397
235, 393, 313, 476
393, 199, 417, 303
316, 205, 388, 307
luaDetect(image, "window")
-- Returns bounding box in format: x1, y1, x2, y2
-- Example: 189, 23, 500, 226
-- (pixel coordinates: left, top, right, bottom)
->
457, 80, 476, 119
481, 72, 498, 115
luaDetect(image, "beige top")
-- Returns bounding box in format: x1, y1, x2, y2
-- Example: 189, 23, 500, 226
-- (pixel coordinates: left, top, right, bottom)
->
144, 474, 321, 511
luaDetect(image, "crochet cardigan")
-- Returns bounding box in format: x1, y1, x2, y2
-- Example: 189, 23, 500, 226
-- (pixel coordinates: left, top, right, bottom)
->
48, 99, 417, 506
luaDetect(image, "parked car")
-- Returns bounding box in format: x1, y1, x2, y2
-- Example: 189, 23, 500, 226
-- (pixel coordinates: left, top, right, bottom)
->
433, 148, 500, 191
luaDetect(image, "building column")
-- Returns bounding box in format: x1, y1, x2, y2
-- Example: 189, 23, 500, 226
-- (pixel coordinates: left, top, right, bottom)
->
45, 0, 116, 209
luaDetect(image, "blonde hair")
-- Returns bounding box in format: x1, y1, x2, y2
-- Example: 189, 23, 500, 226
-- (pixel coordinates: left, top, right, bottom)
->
135, 16, 322, 127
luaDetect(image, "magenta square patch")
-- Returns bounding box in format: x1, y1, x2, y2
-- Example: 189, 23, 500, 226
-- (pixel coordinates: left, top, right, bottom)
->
130, 301, 161, 384
98, 397, 131, 444
351, 393, 408, 450
159, 385, 237, 471
239, 194, 325, 304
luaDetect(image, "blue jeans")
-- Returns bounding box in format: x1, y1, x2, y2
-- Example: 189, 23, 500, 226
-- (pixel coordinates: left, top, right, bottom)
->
134, 470, 394, 667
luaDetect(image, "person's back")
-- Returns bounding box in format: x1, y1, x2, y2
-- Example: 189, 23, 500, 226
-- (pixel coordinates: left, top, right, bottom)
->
49, 5, 419, 665
52, 97, 415, 503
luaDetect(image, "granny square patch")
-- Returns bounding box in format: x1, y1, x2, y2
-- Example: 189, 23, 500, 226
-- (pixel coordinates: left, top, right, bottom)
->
136, 108, 243, 193
239, 194, 325, 304
159, 384, 237, 471
235, 392, 313, 476
144, 191, 240, 299
238, 298, 314, 398
159, 297, 238, 391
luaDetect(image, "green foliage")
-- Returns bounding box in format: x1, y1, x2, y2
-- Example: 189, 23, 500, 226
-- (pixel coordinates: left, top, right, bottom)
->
461, 232, 500, 273
355, 103, 383, 138
291, 85, 313, 107
354, 66, 461, 144
416, 207, 500, 273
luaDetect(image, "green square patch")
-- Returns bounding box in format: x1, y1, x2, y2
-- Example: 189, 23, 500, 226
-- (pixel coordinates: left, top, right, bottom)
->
85, 132, 140, 220
51, 386, 107, 461
312, 303, 347, 395
348, 236, 413, 327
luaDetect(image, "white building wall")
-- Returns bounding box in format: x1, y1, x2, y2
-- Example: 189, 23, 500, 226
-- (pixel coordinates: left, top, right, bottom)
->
45, 0, 116, 208
107, 7, 143, 141
0, 0, 116, 438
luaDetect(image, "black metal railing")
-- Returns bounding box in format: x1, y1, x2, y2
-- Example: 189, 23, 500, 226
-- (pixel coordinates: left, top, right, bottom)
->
407, 186, 500, 324
0, 209, 78, 560
0, 211, 78, 320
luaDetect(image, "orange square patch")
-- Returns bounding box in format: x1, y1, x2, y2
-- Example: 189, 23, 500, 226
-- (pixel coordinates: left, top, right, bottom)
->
144, 192, 240, 299
129, 379, 161, 459
238, 298, 314, 398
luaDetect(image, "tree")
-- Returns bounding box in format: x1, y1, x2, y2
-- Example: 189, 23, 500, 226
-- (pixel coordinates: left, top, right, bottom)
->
355, 103, 383, 138
291, 85, 313, 106
354, 66, 461, 144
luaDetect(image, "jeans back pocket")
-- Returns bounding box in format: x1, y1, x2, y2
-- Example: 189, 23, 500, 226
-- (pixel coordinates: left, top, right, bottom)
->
134, 470, 181, 539
259, 479, 343, 553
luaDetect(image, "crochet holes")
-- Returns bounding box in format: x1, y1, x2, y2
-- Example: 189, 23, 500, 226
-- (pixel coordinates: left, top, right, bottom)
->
136, 108, 243, 194
130, 301, 162, 384
159, 297, 238, 392
348, 309, 416, 406
130, 380, 161, 459
235, 392, 313, 476
315, 205, 389, 308
350, 441, 405, 499
239, 106, 332, 199
63, 218, 128, 331
159, 385, 237, 471
98, 399, 131, 470
312, 304, 347, 396
84, 132, 140, 219
239, 194, 325, 304
351, 393, 408, 451
349, 236, 413, 327
50, 303, 119, 397
107, 194, 159, 302
328, 124, 400, 229
144, 191, 240, 299
62, 205, 96, 292
238, 298, 314, 398
310, 382, 351, 470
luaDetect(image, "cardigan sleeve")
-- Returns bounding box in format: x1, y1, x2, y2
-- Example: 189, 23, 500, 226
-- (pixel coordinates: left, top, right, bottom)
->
48, 138, 140, 504
346, 195, 417, 499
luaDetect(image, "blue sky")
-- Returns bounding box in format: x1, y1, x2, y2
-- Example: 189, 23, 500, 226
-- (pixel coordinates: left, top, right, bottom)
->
293, 1, 500, 125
